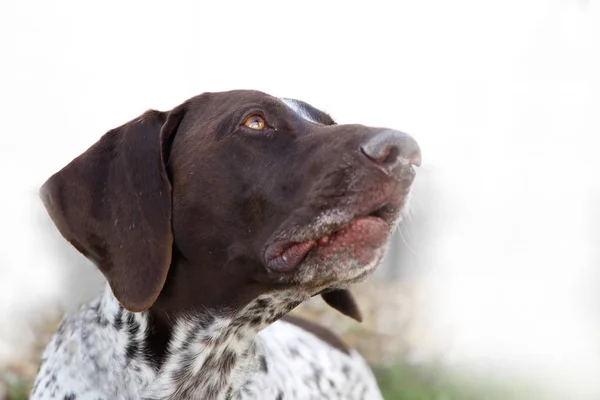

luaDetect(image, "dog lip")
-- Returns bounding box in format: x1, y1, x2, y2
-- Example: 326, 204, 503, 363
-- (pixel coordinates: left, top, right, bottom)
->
264, 215, 390, 272
264, 240, 317, 272
263, 183, 406, 272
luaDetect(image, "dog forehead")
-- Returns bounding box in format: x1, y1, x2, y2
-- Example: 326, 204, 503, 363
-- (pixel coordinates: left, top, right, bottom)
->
279, 98, 334, 125
279, 98, 316, 123
174, 91, 335, 144
182, 90, 332, 122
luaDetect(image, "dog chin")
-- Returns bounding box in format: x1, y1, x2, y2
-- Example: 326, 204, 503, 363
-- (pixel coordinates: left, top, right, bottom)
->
335, 243, 388, 286
298, 239, 389, 293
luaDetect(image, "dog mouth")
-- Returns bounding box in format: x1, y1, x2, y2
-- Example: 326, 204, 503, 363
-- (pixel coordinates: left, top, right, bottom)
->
264, 204, 395, 272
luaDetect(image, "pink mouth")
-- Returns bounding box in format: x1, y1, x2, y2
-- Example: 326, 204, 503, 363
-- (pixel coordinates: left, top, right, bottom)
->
265, 216, 389, 272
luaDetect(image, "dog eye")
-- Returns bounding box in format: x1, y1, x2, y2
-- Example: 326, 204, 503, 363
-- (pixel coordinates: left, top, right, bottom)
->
243, 114, 266, 130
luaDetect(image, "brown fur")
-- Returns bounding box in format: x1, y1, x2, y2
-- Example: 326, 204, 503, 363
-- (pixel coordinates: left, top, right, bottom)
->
40, 90, 420, 369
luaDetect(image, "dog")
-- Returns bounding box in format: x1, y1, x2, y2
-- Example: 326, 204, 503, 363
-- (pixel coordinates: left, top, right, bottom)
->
31, 90, 420, 399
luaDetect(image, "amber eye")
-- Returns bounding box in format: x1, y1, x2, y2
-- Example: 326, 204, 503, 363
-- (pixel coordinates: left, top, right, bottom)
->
243, 114, 266, 130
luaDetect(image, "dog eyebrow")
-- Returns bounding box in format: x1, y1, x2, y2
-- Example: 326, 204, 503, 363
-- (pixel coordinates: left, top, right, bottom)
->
280, 98, 336, 125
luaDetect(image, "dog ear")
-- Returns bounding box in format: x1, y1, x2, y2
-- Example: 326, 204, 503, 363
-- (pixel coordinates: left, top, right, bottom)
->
321, 289, 363, 322
40, 106, 186, 312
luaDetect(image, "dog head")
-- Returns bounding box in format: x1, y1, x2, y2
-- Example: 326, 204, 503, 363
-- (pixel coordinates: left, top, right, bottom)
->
41, 90, 420, 322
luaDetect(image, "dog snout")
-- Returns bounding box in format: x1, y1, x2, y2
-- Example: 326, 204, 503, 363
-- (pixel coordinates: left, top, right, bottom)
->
359, 129, 421, 173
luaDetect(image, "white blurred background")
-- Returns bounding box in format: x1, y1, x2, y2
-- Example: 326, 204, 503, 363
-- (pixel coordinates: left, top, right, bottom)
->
0, 0, 599, 398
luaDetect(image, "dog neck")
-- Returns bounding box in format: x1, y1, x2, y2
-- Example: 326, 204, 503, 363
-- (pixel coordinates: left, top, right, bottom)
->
98, 285, 304, 399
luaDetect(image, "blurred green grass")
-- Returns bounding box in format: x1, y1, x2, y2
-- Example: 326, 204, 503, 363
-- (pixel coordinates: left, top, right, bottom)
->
3, 381, 28, 400
372, 363, 533, 400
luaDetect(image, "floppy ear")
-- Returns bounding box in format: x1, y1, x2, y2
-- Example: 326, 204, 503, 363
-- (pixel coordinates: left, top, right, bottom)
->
321, 289, 363, 322
40, 106, 186, 312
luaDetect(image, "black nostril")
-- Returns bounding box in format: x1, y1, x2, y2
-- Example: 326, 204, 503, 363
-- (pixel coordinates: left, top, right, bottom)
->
360, 129, 421, 171
383, 146, 400, 165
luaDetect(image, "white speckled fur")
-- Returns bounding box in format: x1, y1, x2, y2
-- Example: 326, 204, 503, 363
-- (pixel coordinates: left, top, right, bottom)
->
238, 321, 382, 400
31, 285, 383, 400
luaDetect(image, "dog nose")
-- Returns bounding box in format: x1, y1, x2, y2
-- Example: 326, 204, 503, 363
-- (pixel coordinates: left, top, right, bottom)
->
360, 129, 421, 172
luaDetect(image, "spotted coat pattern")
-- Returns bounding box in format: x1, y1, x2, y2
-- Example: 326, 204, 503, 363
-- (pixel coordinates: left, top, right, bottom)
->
31, 286, 383, 400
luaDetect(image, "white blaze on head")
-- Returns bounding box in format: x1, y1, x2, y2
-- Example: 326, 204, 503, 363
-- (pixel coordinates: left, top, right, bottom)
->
280, 98, 320, 124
